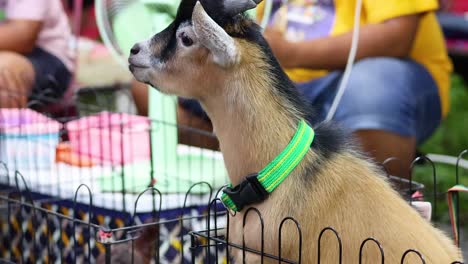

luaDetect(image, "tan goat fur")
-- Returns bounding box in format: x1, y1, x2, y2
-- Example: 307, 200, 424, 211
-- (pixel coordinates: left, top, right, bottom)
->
207, 41, 462, 264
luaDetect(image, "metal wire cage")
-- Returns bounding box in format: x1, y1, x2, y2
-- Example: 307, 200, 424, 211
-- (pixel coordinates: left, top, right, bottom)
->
0, 90, 467, 263
0, 153, 467, 263
0, 175, 227, 263
0, 89, 229, 263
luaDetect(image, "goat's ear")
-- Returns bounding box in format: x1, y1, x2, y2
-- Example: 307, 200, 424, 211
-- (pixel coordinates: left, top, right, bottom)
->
192, 1, 239, 67
223, 0, 263, 17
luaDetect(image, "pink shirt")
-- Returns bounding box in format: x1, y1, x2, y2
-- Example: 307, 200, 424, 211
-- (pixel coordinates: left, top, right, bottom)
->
0, 0, 74, 71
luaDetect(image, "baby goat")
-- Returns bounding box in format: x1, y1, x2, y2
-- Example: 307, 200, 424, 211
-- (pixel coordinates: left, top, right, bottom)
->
128, 0, 463, 262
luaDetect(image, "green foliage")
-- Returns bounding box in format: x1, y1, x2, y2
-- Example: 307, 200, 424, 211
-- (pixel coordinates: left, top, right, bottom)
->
420, 75, 468, 155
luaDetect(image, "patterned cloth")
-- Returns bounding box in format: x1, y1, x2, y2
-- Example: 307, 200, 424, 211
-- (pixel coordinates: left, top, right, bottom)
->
0, 196, 226, 263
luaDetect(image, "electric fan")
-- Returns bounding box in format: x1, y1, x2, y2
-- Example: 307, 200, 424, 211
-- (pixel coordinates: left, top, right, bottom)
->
95, 0, 137, 68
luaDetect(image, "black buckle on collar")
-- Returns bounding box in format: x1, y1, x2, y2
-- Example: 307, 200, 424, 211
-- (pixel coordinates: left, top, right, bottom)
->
222, 173, 269, 212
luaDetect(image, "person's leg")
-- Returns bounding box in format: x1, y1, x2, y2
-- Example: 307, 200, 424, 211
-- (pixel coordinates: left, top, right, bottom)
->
130, 80, 149, 116
298, 57, 442, 178
0, 51, 35, 108
177, 102, 219, 150
297, 70, 417, 176
353, 130, 417, 177
176, 98, 218, 150
340, 58, 440, 178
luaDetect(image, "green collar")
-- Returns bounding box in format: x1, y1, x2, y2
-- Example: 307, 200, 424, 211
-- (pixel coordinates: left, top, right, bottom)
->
221, 119, 315, 212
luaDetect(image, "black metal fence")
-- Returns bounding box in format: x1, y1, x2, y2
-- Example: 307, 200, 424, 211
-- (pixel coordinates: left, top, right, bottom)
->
0, 90, 466, 263
1, 151, 466, 263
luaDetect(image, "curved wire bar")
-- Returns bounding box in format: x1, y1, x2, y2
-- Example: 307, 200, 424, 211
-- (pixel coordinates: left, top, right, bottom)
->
72, 184, 94, 264
358, 238, 384, 264
243, 207, 265, 264
132, 187, 162, 224
183, 181, 213, 216
13, 169, 38, 261
278, 217, 302, 263
317, 227, 343, 264
410, 156, 437, 214
207, 197, 225, 263
132, 187, 163, 263
400, 249, 425, 264
14, 171, 36, 214
181, 182, 213, 261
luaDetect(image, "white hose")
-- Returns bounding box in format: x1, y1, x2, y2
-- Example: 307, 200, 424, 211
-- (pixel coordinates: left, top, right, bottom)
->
324, 0, 363, 122
259, 0, 273, 32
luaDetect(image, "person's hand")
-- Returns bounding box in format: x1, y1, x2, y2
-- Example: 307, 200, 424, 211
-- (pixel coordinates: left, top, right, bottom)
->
0, 67, 33, 107
263, 28, 296, 68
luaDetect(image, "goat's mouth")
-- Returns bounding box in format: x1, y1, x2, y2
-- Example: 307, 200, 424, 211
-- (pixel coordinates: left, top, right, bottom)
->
128, 63, 151, 84
128, 56, 151, 70
130, 64, 149, 68
128, 63, 150, 71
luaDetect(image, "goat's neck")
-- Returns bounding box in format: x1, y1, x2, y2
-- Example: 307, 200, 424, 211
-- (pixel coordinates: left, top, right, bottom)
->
202, 75, 301, 186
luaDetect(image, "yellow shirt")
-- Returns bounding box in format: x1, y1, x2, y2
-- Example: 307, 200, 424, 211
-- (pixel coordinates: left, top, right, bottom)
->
257, 0, 453, 117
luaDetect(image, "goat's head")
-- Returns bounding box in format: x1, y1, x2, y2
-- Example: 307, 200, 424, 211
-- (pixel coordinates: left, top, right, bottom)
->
128, 0, 267, 99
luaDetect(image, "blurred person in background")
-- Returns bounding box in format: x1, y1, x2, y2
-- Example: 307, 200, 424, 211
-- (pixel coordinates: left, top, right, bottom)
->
258, 0, 452, 177
0, 0, 74, 108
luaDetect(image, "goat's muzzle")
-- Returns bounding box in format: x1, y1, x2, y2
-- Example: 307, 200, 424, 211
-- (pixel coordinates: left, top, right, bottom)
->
128, 44, 150, 70
128, 38, 157, 87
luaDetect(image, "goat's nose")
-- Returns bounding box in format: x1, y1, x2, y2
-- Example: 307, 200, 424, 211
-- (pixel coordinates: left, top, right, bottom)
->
130, 44, 141, 55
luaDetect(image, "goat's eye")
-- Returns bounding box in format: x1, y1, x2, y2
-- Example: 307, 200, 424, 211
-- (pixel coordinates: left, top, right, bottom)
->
180, 32, 193, 47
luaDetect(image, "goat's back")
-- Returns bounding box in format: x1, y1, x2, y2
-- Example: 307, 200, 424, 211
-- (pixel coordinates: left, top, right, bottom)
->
298, 152, 462, 263
233, 152, 463, 263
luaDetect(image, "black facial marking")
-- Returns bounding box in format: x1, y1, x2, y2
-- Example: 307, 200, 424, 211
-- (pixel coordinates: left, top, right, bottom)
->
151, 0, 198, 62
152, 23, 178, 62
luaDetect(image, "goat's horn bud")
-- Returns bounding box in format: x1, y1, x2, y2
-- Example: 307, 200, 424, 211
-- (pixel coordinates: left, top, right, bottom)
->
223, 0, 262, 16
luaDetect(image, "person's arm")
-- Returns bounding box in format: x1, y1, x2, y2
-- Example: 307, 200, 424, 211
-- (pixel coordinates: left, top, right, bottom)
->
264, 14, 421, 70
0, 19, 42, 54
